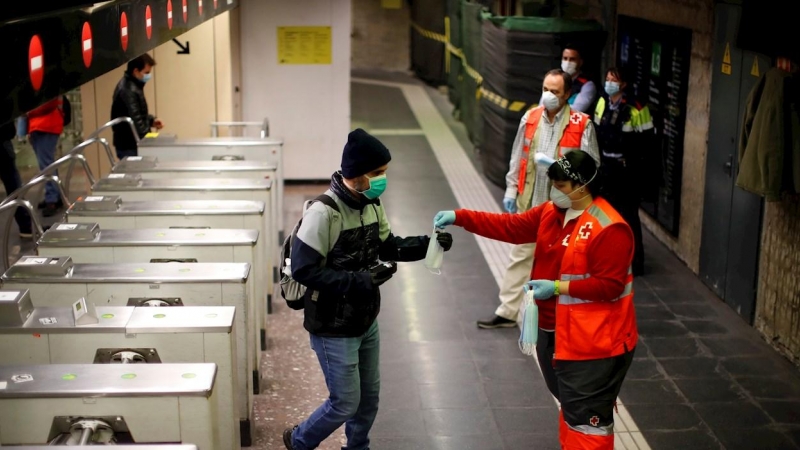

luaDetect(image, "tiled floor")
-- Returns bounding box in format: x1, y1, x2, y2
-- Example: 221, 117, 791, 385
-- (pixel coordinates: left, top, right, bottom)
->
4, 71, 800, 449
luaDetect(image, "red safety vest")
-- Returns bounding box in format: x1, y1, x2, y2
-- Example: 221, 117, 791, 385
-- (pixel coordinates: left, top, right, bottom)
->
555, 197, 638, 361
517, 106, 589, 194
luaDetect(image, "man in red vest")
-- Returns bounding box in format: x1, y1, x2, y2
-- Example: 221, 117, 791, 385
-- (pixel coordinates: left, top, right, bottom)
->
477, 69, 600, 401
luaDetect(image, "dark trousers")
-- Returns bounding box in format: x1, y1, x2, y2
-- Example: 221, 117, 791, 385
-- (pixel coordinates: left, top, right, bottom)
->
536, 328, 559, 400
0, 140, 31, 234
115, 147, 138, 160
555, 348, 635, 435
602, 160, 645, 275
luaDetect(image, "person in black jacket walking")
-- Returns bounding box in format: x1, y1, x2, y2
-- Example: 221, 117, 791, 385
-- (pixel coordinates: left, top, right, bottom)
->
283, 129, 454, 450
0, 120, 32, 238
110, 54, 163, 159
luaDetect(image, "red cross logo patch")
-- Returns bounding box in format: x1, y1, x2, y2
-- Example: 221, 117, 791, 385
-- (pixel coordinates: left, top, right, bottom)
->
589, 415, 600, 427
578, 222, 593, 240
570, 112, 583, 125
562, 234, 571, 247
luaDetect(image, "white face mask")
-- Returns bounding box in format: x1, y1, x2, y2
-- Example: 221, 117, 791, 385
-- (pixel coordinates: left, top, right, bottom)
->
561, 60, 578, 76
550, 186, 573, 209
541, 91, 561, 112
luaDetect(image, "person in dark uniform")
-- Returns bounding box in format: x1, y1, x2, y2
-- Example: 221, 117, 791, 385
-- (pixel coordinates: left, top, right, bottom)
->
0, 121, 33, 238
110, 54, 164, 159
592, 67, 654, 275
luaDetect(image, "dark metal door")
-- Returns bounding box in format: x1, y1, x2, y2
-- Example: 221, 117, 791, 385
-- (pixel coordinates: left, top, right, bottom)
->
699, 2, 764, 324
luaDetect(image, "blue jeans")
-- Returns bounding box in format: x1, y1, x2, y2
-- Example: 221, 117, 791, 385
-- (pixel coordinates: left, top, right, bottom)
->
29, 131, 60, 203
293, 321, 380, 450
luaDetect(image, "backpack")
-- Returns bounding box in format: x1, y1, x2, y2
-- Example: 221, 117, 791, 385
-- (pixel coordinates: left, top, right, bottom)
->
61, 96, 72, 126
280, 194, 340, 310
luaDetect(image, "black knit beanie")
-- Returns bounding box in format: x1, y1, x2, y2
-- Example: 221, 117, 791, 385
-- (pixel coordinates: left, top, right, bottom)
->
340, 129, 392, 178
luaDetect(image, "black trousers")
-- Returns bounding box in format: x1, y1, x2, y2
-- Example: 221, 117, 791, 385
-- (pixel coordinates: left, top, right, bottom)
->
555, 349, 635, 433
0, 140, 31, 234
536, 328, 559, 400
602, 159, 644, 275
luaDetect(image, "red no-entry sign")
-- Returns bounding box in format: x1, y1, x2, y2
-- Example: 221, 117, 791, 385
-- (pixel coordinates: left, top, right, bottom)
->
167, 0, 174, 29
81, 22, 93, 68
145, 5, 153, 39
29, 35, 44, 91
120, 12, 129, 51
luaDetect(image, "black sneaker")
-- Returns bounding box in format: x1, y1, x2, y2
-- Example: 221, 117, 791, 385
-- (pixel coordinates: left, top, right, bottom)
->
283, 425, 298, 450
477, 315, 516, 329
18, 230, 33, 239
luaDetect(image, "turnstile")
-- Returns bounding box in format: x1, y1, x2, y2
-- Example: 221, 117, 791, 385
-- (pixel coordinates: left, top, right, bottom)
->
0, 363, 218, 447
111, 156, 281, 244
64, 197, 274, 324
36, 223, 267, 351
0, 256, 260, 417
137, 136, 285, 242
0, 289, 244, 447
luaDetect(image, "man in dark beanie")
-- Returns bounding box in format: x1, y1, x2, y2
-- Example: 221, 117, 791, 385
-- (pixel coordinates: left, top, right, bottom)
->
284, 129, 454, 450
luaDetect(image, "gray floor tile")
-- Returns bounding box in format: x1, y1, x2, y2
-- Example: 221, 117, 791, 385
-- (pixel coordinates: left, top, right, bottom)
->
423, 408, 499, 436
637, 320, 690, 338
632, 288, 662, 305
674, 378, 747, 403
636, 304, 676, 321
641, 430, 722, 450
722, 356, 796, 378
419, 383, 489, 409
624, 404, 704, 431
625, 358, 667, 380
484, 382, 554, 408
430, 434, 506, 450
412, 360, 481, 384
694, 402, 772, 429
492, 407, 557, 434
469, 339, 528, 361
642, 337, 705, 358
737, 377, 800, 400
461, 321, 520, 342
681, 320, 730, 336
368, 436, 434, 450
700, 337, 766, 357
503, 432, 562, 450
370, 409, 427, 437
668, 303, 720, 320
714, 427, 799, 450
410, 341, 476, 362
619, 380, 685, 405
475, 358, 542, 385
654, 288, 710, 304
380, 380, 422, 410
659, 357, 724, 379
759, 400, 800, 424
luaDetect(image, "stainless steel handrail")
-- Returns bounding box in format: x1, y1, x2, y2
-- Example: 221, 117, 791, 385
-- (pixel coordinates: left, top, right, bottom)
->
1, 153, 94, 206
0, 199, 42, 273
209, 118, 269, 138
63, 137, 112, 192
3, 173, 71, 211
88, 117, 140, 144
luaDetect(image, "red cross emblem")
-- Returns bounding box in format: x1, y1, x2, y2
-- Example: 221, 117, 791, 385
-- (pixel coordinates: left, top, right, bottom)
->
589, 415, 600, 427
570, 112, 583, 125
578, 222, 593, 240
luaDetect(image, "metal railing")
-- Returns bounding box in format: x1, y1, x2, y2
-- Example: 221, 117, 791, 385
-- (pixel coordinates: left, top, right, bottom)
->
88, 117, 139, 144
2, 153, 95, 207
0, 199, 42, 273
210, 118, 269, 138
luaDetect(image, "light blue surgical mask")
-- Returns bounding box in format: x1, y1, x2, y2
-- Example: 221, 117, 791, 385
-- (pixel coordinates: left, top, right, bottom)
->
142, 73, 152, 83
550, 186, 573, 209
604, 81, 620, 96
360, 174, 387, 200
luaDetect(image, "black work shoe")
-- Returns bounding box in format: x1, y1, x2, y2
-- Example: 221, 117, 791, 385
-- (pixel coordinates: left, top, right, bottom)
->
42, 203, 59, 217
283, 425, 298, 450
18, 230, 33, 239
477, 315, 516, 329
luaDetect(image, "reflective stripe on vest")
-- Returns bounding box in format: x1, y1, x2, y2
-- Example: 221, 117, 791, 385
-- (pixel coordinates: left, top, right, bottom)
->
559, 272, 633, 305
518, 107, 589, 195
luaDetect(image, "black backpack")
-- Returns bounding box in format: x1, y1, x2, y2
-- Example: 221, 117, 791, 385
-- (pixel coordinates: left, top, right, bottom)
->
62, 96, 72, 126
279, 194, 340, 310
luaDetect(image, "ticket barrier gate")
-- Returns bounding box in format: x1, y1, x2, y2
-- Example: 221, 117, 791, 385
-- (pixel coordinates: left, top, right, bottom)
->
0, 363, 218, 447
111, 156, 279, 247
0, 290, 242, 447
137, 135, 285, 242
0, 256, 259, 442
36, 223, 266, 350
64, 197, 273, 319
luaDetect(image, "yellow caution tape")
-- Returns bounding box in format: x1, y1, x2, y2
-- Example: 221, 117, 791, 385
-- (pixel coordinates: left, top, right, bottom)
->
412, 20, 534, 113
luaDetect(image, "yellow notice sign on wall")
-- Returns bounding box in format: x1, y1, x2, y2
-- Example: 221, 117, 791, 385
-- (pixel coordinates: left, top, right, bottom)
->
277, 26, 332, 65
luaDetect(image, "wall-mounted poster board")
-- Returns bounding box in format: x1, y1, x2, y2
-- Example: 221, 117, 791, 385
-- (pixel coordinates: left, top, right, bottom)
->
616, 15, 692, 236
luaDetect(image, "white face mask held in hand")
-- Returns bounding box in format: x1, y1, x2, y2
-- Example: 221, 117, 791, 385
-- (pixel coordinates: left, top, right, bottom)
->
424, 227, 446, 274
519, 288, 539, 355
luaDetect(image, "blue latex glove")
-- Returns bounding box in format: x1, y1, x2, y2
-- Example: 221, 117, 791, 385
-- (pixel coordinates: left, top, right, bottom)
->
433, 211, 456, 228
523, 280, 556, 299
503, 197, 517, 213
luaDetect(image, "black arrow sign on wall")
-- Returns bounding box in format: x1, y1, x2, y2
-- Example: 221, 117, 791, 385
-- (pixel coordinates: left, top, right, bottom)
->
172, 38, 190, 54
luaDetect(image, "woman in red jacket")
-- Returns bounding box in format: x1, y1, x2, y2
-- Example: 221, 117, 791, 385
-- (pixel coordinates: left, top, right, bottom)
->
434, 150, 637, 450
27, 97, 65, 216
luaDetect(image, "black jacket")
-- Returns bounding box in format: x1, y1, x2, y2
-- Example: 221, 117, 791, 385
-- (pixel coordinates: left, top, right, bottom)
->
291, 172, 430, 337
110, 73, 154, 151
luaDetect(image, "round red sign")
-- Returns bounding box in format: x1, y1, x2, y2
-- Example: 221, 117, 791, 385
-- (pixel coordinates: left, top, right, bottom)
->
120, 12, 129, 51
167, 0, 173, 29
198, 0, 203, 16
28, 35, 44, 91
81, 22, 93, 68
183, 0, 188, 22
145, 5, 152, 39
